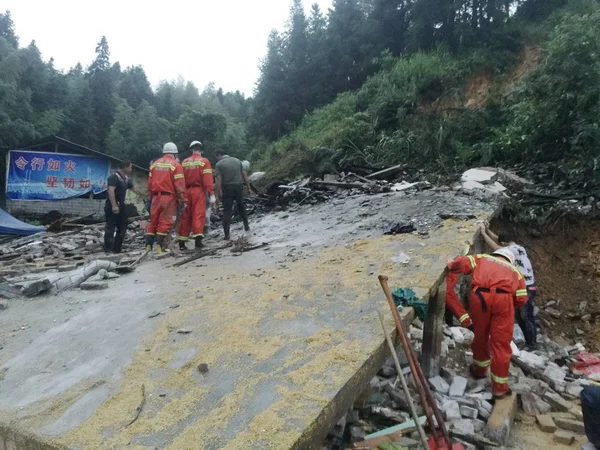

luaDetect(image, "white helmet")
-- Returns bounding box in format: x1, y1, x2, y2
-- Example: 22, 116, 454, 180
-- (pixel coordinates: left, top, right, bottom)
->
493, 248, 515, 265
163, 142, 178, 154
189, 141, 203, 150
242, 160, 250, 171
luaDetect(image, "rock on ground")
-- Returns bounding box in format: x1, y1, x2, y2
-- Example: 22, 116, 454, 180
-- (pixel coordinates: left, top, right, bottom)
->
449, 376, 468, 397
536, 414, 557, 433
428, 376, 450, 394
553, 430, 575, 445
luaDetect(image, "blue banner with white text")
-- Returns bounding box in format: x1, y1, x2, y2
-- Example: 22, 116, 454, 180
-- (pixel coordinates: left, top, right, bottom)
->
6, 150, 110, 200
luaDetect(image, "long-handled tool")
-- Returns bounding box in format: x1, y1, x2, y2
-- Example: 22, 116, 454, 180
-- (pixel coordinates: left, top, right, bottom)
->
378, 275, 459, 450
378, 310, 430, 449
115, 249, 150, 274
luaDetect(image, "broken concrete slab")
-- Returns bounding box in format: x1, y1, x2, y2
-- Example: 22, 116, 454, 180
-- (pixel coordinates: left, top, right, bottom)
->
443, 400, 462, 421
460, 405, 478, 419
429, 376, 450, 394
0, 191, 498, 449
521, 392, 552, 415
478, 404, 491, 420
449, 376, 468, 398
544, 391, 573, 412
461, 168, 497, 184
544, 364, 567, 383
554, 417, 585, 434
451, 419, 476, 435
486, 393, 518, 444
537, 414, 557, 433
569, 407, 584, 421
553, 430, 575, 445
565, 382, 584, 398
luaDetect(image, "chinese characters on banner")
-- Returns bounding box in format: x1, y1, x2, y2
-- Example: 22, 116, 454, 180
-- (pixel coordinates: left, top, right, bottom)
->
6, 150, 110, 201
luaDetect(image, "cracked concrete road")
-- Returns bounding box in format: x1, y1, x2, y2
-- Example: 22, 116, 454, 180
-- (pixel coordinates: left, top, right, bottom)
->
0, 189, 497, 450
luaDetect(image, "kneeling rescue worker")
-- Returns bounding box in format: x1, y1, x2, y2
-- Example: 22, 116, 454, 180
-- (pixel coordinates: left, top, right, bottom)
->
145, 143, 187, 253
446, 248, 528, 398
178, 140, 215, 250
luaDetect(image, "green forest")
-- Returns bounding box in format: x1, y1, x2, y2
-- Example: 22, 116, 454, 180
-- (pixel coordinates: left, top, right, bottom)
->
1, 0, 600, 185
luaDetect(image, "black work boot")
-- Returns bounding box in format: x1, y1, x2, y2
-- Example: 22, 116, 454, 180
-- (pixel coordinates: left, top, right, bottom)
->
243, 220, 250, 233
179, 240, 187, 251
194, 236, 204, 249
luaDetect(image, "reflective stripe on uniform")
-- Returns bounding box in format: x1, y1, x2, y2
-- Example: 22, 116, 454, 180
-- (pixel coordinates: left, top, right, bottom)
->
156, 232, 168, 236
459, 313, 470, 323
467, 255, 477, 270
153, 163, 175, 169
491, 373, 509, 384
178, 236, 189, 241
183, 161, 205, 168
174, 174, 184, 179
145, 232, 156, 236
203, 169, 213, 174
473, 359, 491, 368
191, 233, 204, 238
516, 289, 528, 297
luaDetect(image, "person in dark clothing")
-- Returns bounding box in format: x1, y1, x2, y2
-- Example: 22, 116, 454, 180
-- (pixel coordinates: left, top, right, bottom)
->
214, 151, 251, 240
104, 160, 134, 253
582, 386, 600, 449
481, 225, 538, 349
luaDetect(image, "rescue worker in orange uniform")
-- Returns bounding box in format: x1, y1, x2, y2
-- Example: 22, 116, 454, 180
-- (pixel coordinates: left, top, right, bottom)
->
145, 142, 187, 253
445, 271, 474, 330
447, 247, 528, 398
178, 140, 216, 250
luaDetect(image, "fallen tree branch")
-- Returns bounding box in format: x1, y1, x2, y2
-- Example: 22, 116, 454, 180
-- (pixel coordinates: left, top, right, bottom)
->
126, 384, 146, 427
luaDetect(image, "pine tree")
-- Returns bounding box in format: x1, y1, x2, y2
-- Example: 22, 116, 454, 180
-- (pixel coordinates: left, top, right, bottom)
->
0, 11, 18, 48
87, 36, 116, 148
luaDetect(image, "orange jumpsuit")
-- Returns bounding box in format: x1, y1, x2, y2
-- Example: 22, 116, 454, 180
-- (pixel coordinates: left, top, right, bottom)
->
445, 272, 473, 328
447, 254, 528, 396
178, 153, 214, 241
146, 155, 187, 240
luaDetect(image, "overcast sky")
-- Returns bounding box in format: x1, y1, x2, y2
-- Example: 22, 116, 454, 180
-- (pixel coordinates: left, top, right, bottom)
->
5, 0, 332, 96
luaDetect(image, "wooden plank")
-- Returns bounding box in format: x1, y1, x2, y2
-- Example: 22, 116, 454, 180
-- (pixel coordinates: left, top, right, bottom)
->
351, 431, 414, 449
365, 164, 405, 179
364, 416, 428, 439
421, 276, 446, 378
486, 393, 518, 444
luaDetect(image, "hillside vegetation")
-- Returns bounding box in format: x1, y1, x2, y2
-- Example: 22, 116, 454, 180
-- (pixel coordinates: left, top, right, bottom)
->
251, 0, 600, 189
1, 0, 599, 188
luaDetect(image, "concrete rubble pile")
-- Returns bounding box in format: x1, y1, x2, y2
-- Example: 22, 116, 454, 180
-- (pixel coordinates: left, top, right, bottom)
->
0, 221, 146, 299
324, 319, 594, 450
247, 170, 433, 214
